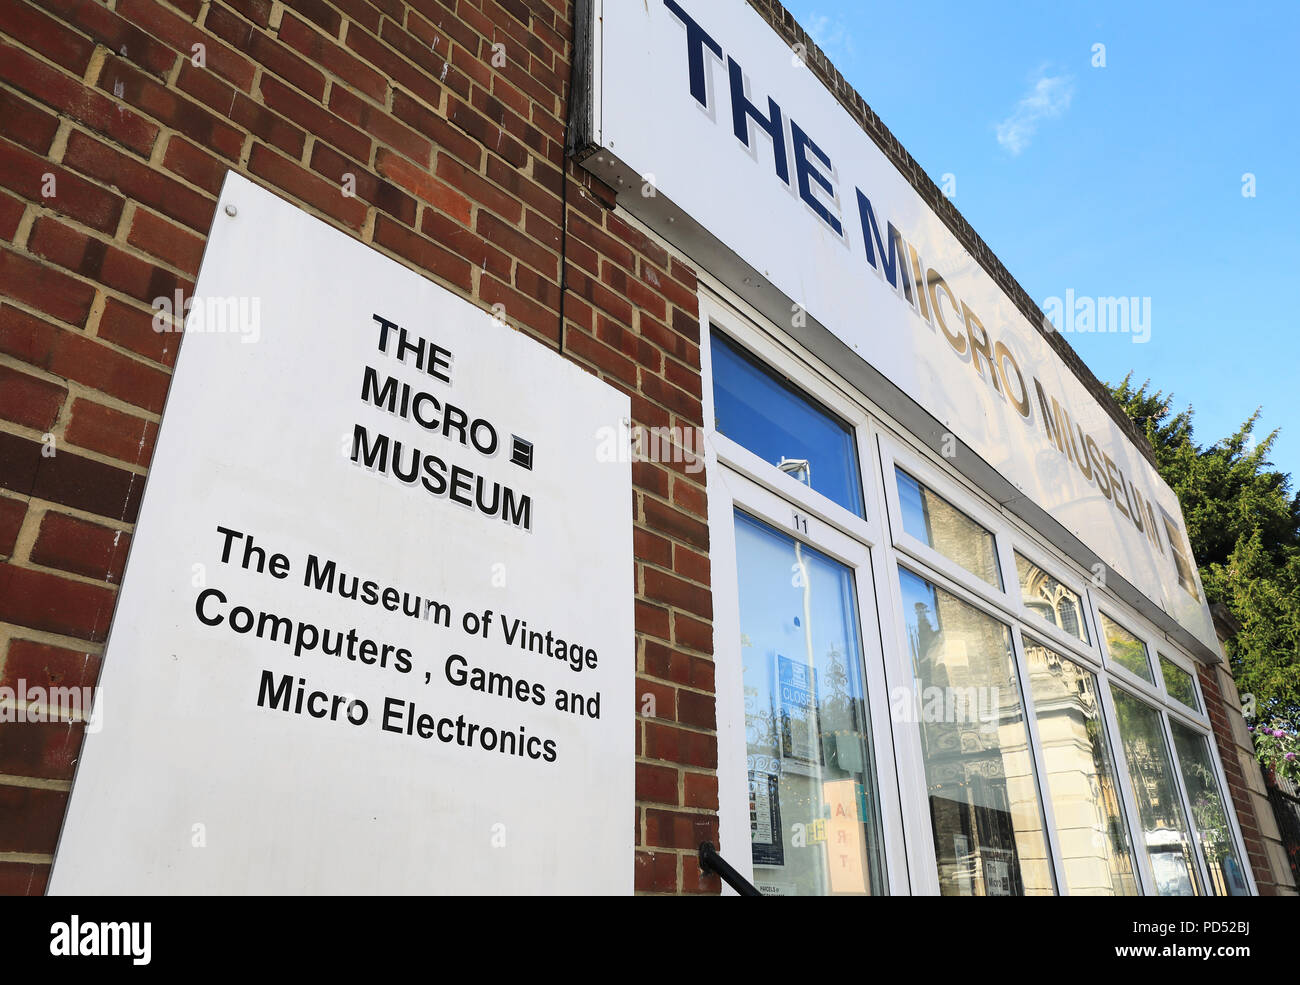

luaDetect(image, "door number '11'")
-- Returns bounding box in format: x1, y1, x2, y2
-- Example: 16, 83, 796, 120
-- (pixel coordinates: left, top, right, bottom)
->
792, 510, 809, 535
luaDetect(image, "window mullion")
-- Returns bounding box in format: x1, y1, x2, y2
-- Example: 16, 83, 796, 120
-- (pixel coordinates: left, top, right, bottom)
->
1010, 624, 1067, 895
876, 540, 942, 894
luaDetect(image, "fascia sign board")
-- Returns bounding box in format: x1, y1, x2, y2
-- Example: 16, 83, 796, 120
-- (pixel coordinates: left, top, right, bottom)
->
577, 0, 1220, 660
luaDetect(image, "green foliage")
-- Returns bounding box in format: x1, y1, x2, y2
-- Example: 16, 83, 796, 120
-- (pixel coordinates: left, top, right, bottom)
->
1249, 725, 1300, 785
1107, 374, 1300, 727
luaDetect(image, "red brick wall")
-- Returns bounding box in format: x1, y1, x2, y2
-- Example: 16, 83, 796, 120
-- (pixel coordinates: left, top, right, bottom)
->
0, 0, 716, 895
1197, 663, 1277, 894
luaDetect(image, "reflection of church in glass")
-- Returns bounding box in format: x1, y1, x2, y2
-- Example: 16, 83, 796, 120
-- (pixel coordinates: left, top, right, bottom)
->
1024, 644, 1139, 895
1016, 553, 1088, 643
906, 581, 1053, 896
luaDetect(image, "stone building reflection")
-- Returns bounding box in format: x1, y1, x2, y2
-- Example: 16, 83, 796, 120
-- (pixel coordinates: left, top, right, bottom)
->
1025, 642, 1139, 894
904, 572, 1053, 896
1016, 553, 1089, 643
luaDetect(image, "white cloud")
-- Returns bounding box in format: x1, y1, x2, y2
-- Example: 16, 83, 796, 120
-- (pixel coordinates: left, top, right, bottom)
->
996, 70, 1074, 155
803, 12, 855, 62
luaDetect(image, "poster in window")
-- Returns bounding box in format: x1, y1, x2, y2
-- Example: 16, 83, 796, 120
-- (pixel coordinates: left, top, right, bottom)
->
823, 778, 870, 894
984, 857, 1012, 896
749, 770, 784, 867
777, 655, 822, 774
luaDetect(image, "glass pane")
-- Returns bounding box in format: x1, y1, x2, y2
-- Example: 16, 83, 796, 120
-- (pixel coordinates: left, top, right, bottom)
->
1109, 687, 1202, 895
898, 567, 1053, 895
1169, 720, 1250, 895
1100, 613, 1152, 683
1015, 552, 1090, 644
896, 468, 1002, 590
711, 330, 864, 517
1160, 655, 1201, 712
1024, 640, 1138, 894
734, 510, 885, 895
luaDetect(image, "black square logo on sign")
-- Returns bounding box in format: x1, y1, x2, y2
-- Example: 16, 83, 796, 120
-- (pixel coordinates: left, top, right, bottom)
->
511, 436, 533, 470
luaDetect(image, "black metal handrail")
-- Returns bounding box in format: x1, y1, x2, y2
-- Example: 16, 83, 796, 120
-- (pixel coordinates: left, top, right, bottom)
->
699, 841, 762, 896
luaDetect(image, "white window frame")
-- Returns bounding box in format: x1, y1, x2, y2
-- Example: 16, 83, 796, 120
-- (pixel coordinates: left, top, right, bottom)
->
686, 258, 1256, 897
1157, 647, 1206, 717
706, 312, 880, 548
1106, 676, 1218, 895
887, 549, 1065, 895
1094, 604, 1162, 696
1097, 676, 1173, 895
700, 290, 910, 894
1085, 578, 1254, 894
1161, 703, 1255, 896
1007, 539, 1100, 660
1018, 630, 1146, 895
877, 434, 1017, 609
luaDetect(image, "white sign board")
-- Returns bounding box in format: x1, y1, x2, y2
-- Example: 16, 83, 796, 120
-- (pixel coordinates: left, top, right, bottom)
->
51, 173, 634, 894
586, 0, 1217, 653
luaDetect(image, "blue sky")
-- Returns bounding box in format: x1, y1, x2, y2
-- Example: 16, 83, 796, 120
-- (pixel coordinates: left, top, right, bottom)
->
785, 0, 1300, 485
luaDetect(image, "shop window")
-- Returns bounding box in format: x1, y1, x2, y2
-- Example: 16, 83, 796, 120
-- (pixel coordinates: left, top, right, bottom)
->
734, 510, 886, 894
1024, 639, 1138, 894
1159, 655, 1201, 712
1109, 686, 1202, 895
710, 329, 865, 516
1014, 552, 1090, 644
1168, 719, 1250, 895
1099, 613, 1153, 683
898, 567, 1053, 895
895, 468, 1002, 590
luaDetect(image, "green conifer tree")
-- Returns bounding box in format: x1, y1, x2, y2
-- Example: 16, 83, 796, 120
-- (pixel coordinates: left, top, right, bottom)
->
1108, 375, 1300, 727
